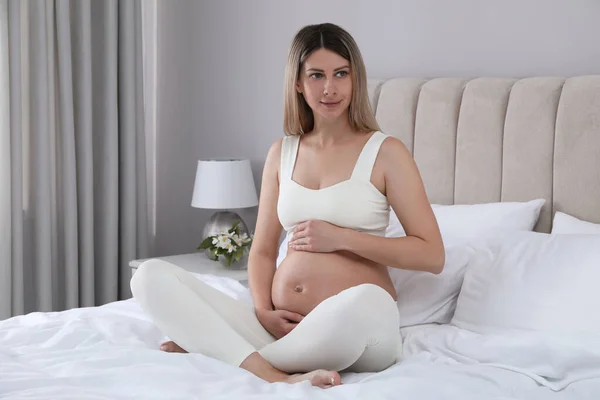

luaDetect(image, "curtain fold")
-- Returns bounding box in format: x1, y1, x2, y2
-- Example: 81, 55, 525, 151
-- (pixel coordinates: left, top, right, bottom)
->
70, 0, 94, 307
1, 0, 12, 319
1, 0, 149, 320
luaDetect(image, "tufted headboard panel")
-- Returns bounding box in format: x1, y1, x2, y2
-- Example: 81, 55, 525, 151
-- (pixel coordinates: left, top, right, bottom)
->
368, 76, 600, 232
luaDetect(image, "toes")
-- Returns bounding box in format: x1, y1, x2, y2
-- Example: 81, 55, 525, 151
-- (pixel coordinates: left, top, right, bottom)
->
311, 371, 341, 388
326, 372, 342, 387
286, 370, 342, 388
323, 375, 335, 387
332, 371, 342, 385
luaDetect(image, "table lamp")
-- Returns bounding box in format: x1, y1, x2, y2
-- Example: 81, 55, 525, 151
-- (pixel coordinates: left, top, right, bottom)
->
191, 158, 259, 245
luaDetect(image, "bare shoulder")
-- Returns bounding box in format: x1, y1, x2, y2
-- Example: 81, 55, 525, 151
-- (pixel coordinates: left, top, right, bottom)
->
263, 137, 284, 180
377, 135, 413, 170
266, 137, 284, 159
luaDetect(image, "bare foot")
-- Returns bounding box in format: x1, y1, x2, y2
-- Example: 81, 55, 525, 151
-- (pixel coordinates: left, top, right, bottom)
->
239, 352, 341, 388
285, 370, 342, 389
160, 341, 188, 353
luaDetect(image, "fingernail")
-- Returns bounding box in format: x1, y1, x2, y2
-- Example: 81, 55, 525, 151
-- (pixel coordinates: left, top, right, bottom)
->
330, 377, 335, 385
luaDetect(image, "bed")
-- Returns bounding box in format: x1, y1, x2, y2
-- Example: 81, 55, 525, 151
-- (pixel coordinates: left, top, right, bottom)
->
2, 75, 600, 399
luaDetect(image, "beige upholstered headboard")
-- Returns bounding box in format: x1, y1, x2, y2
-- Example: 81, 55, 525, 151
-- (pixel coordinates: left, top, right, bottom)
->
368, 76, 600, 233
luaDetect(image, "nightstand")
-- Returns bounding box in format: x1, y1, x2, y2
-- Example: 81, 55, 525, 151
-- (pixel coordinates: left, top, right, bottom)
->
130, 252, 249, 287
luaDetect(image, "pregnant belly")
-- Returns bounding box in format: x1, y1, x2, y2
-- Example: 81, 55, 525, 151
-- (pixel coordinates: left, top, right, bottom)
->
271, 249, 397, 316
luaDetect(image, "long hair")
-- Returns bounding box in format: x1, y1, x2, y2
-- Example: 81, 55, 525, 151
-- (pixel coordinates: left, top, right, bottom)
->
283, 23, 380, 136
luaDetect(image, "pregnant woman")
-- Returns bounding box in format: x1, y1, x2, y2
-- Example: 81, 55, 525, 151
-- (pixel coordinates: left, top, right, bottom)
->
131, 22, 444, 389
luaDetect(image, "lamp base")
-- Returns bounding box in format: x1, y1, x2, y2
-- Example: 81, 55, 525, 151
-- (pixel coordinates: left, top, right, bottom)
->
202, 211, 250, 257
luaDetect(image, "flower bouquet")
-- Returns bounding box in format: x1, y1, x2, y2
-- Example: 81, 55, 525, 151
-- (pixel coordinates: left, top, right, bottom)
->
197, 221, 253, 267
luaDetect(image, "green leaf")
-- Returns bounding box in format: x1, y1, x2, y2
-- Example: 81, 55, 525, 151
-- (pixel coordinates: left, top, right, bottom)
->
224, 252, 233, 266
197, 236, 214, 250
233, 247, 244, 262
228, 220, 240, 234
208, 248, 218, 260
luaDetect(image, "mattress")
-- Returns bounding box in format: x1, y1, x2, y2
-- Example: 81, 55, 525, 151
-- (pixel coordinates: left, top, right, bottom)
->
1, 275, 599, 400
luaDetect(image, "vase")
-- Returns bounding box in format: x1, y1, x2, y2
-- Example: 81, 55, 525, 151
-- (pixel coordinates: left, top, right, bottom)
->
202, 212, 251, 259
218, 253, 248, 270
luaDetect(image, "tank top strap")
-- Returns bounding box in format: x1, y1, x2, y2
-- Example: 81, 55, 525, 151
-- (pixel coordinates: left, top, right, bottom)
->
351, 131, 388, 181
280, 134, 300, 181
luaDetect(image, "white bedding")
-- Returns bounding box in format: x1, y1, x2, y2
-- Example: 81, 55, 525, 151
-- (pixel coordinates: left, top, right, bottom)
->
1, 275, 599, 400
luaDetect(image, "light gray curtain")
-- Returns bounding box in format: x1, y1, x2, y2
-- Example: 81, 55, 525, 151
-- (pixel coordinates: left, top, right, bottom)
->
1, 0, 149, 320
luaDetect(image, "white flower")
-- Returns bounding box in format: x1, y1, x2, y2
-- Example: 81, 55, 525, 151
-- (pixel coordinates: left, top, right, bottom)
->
231, 234, 242, 246
224, 242, 234, 253
212, 237, 219, 245
216, 235, 231, 249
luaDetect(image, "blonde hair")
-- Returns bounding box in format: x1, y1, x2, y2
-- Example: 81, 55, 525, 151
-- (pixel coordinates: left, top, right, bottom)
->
283, 23, 380, 136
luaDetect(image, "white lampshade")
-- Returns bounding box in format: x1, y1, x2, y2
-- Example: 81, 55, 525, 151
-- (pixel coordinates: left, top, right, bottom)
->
191, 158, 258, 209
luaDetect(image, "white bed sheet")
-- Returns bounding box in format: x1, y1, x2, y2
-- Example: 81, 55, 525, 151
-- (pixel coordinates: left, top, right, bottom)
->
1, 275, 599, 400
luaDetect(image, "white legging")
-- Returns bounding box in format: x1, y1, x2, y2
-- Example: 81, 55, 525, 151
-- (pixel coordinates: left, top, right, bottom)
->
130, 259, 401, 373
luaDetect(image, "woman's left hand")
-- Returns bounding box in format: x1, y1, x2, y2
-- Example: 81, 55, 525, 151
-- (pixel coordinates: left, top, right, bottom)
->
288, 220, 343, 253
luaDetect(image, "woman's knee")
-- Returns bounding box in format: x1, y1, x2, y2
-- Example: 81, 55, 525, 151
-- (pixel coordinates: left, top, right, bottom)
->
342, 283, 392, 304
130, 259, 178, 300
334, 284, 398, 322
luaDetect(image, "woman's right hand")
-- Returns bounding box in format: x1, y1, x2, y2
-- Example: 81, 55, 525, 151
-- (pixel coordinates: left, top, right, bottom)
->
256, 308, 304, 339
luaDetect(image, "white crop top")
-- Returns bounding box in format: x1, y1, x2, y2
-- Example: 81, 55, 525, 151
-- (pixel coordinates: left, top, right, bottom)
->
277, 131, 391, 240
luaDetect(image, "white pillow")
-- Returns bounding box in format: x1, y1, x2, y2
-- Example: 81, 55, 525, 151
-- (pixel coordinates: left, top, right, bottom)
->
452, 231, 600, 335
552, 211, 600, 234
387, 199, 546, 243
388, 244, 474, 326
385, 199, 543, 326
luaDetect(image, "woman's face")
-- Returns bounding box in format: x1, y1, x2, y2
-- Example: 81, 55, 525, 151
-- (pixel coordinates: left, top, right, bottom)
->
296, 48, 352, 123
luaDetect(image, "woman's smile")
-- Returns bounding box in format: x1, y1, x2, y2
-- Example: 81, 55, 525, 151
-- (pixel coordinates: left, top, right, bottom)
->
320, 100, 343, 108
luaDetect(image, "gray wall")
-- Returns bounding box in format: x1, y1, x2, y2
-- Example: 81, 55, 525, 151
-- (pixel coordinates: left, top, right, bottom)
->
154, 0, 600, 257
